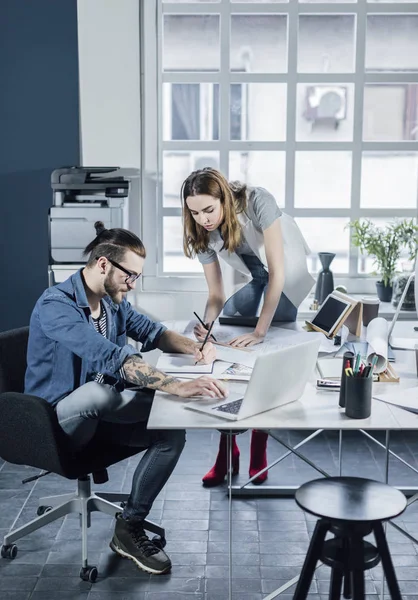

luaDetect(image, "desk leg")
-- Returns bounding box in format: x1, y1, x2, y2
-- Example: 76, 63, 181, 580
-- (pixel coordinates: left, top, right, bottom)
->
380, 430, 390, 600
384, 429, 390, 484
227, 431, 233, 600
338, 429, 343, 476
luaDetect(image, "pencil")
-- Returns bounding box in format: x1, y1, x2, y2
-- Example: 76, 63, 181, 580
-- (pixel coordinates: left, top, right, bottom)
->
193, 311, 217, 342
195, 321, 215, 365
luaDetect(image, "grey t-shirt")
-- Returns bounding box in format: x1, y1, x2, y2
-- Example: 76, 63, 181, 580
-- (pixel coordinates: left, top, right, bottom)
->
197, 186, 282, 265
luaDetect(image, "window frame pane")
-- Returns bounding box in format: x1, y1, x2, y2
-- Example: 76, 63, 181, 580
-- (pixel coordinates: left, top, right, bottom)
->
141, 0, 418, 295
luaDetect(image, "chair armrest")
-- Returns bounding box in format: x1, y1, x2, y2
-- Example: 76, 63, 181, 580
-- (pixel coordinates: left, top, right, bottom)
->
0, 392, 74, 475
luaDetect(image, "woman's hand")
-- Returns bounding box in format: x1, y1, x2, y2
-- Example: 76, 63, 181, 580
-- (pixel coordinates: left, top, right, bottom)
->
228, 331, 265, 348
193, 322, 210, 341
194, 341, 216, 364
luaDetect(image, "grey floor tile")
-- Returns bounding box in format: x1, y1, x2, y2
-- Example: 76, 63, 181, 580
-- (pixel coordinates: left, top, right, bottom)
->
0, 576, 37, 592
375, 579, 418, 595
261, 579, 317, 595
32, 594, 89, 600
206, 594, 262, 600
0, 562, 42, 576
87, 577, 150, 593
0, 594, 31, 600
1, 427, 418, 598
167, 552, 207, 566
146, 593, 203, 600
206, 564, 261, 579
206, 552, 260, 566
32, 576, 92, 593
206, 577, 262, 593
163, 529, 208, 542
87, 593, 146, 600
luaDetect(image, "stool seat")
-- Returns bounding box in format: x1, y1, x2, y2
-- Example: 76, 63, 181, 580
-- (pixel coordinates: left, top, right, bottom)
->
295, 476, 407, 522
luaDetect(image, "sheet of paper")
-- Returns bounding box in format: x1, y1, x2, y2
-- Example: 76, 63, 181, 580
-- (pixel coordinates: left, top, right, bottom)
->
214, 345, 257, 368
317, 357, 343, 380
218, 362, 252, 381
316, 325, 349, 355
157, 353, 214, 374
365, 317, 388, 373
390, 337, 418, 351
374, 387, 418, 414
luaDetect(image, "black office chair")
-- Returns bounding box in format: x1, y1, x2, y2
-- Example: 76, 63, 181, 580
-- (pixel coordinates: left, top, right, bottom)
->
0, 327, 165, 582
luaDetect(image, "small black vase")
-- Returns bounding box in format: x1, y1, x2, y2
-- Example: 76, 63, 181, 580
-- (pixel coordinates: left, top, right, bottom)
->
315, 252, 335, 305
376, 281, 393, 303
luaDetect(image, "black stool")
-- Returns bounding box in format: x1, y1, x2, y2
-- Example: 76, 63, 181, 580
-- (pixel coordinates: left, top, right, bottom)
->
293, 477, 407, 600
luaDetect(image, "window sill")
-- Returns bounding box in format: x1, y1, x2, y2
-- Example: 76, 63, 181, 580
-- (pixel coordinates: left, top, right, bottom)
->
298, 294, 417, 321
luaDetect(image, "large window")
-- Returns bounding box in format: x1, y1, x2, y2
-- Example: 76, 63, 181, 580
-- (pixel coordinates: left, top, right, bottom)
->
141, 0, 418, 293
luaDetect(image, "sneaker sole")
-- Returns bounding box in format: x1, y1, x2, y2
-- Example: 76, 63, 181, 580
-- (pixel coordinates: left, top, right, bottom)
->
109, 540, 171, 575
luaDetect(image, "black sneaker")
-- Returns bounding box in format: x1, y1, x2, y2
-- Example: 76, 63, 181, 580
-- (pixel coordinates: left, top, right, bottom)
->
109, 514, 171, 575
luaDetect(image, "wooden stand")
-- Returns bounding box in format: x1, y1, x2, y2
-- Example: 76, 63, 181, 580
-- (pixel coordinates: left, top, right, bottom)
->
306, 291, 363, 339
377, 363, 400, 383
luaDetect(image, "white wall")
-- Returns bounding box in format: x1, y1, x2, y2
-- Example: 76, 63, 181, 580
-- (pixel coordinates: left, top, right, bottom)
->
77, 0, 240, 320
77, 0, 177, 318
77, 0, 141, 168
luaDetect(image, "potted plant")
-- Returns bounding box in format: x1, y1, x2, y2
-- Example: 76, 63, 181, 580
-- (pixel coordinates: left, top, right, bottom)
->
349, 219, 418, 303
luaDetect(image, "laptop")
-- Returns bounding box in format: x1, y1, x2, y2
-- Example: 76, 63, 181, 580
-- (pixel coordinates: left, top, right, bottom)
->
184, 336, 321, 421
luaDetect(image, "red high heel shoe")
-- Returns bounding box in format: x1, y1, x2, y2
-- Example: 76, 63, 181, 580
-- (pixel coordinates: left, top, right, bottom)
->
202, 433, 240, 487
249, 429, 268, 485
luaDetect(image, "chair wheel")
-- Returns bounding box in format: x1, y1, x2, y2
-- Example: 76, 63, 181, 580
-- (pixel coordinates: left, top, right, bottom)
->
152, 535, 166, 549
80, 565, 98, 582
1, 544, 18, 559
37, 505, 52, 516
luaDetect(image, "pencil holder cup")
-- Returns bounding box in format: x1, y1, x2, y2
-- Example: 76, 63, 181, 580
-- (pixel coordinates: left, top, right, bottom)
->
339, 351, 354, 408
345, 375, 372, 419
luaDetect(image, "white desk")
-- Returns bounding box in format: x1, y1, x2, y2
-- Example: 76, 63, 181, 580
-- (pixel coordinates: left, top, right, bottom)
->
148, 320, 417, 434
147, 320, 418, 600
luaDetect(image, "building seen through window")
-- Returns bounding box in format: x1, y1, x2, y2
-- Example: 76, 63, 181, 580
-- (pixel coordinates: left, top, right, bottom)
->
143, 1, 418, 284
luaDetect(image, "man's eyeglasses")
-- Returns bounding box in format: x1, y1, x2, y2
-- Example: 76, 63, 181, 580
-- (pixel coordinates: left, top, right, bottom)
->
106, 258, 141, 284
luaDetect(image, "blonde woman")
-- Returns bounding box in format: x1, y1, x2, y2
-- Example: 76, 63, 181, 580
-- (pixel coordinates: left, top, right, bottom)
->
181, 168, 314, 486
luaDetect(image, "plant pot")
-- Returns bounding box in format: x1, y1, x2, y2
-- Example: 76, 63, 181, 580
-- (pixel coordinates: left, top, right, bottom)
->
392, 273, 416, 311
376, 281, 393, 303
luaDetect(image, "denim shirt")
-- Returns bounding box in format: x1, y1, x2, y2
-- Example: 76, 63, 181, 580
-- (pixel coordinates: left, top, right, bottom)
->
25, 269, 167, 406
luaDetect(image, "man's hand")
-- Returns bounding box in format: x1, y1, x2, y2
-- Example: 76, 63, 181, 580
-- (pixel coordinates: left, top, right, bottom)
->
174, 376, 227, 399
194, 340, 216, 364
228, 331, 265, 348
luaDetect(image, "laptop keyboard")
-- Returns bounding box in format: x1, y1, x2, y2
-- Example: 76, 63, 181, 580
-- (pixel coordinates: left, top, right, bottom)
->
213, 398, 243, 415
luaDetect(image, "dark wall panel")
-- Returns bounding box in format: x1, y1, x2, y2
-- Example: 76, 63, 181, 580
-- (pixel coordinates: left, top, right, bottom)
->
0, 0, 80, 331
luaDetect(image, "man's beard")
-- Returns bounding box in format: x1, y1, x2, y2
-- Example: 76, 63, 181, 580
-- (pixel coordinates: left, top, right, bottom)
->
104, 270, 124, 304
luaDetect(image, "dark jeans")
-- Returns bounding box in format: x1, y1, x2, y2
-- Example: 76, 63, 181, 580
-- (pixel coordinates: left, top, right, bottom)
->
55, 381, 186, 522
223, 254, 297, 322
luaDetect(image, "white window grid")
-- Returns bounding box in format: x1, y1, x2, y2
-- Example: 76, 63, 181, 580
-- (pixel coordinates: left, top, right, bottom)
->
140, 0, 418, 293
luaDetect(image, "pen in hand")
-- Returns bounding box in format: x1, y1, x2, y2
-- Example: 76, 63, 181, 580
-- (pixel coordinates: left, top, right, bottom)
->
194, 321, 215, 365
193, 311, 217, 342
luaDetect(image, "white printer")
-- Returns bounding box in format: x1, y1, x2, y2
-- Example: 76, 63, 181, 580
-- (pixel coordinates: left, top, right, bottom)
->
49, 166, 139, 284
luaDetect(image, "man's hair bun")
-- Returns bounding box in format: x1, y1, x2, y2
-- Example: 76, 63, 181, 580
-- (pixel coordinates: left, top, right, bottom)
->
94, 221, 106, 236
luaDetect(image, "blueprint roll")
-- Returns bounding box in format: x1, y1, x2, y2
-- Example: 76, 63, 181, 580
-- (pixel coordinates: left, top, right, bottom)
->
365, 317, 388, 374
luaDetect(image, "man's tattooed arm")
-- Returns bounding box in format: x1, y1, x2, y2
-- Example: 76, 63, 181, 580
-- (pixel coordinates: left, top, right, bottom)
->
123, 354, 181, 394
